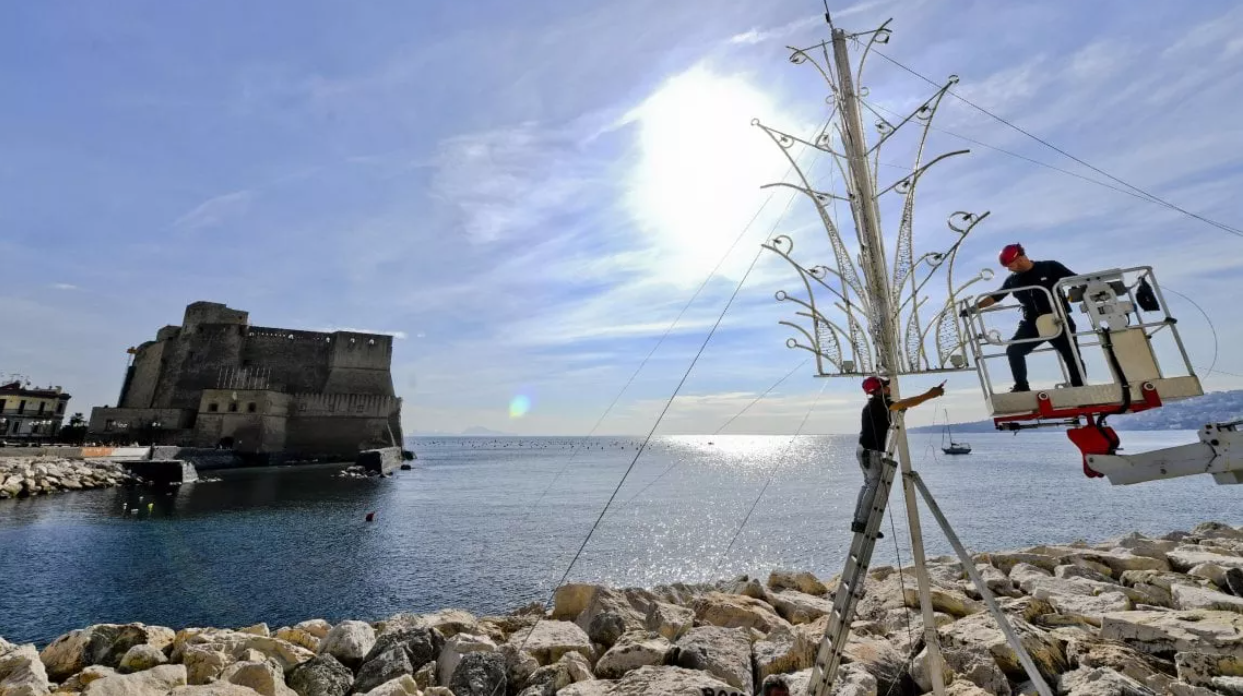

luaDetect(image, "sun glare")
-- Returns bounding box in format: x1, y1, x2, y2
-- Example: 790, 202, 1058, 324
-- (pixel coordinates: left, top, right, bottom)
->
625, 65, 789, 284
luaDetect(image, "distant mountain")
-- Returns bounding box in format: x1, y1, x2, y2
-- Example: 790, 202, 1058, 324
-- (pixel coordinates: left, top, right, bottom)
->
910, 388, 1243, 433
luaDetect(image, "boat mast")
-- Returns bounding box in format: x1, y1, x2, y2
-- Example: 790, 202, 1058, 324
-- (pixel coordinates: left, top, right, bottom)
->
829, 26, 947, 694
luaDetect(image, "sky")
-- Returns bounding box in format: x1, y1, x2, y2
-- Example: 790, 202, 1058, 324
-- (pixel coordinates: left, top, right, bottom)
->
2, 0, 1242, 436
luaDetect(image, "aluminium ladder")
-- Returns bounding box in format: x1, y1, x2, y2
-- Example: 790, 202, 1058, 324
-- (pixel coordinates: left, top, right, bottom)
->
808, 451, 898, 696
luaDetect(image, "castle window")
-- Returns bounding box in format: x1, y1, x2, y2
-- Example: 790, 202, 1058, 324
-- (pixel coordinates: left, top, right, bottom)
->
298, 403, 307, 412
105, 420, 114, 431
208, 403, 219, 412
228, 403, 238, 413
355, 403, 365, 413
247, 402, 257, 413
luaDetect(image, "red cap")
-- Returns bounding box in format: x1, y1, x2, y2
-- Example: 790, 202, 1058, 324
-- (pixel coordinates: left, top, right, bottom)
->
862, 376, 889, 394
999, 243, 1025, 266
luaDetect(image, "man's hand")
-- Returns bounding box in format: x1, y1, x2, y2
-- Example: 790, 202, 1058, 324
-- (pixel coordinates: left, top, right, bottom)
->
928, 384, 945, 398
958, 306, 974, 318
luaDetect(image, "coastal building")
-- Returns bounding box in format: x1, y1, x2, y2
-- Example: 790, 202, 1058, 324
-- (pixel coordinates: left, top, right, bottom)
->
88, 301, 403, 459
0, 381, 72, 442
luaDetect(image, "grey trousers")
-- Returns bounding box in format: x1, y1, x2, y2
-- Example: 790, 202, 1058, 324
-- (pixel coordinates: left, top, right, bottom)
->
852, 445, 885, 527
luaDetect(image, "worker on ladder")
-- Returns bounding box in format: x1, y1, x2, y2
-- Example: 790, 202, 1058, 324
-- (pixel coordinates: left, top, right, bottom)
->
854, 376, 944, 535
962, 243, 1085, 392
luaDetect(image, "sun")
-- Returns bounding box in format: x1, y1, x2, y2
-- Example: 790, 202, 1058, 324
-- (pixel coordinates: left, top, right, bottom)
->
624, 65, 789, 284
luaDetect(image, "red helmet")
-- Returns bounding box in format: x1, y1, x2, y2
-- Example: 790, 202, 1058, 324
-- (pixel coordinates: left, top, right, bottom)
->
999, 243, 1025, 266
862, 376, 889, 394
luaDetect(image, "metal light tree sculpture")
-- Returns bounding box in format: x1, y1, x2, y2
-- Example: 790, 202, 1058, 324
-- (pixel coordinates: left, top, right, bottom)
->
754, 19, 998, 696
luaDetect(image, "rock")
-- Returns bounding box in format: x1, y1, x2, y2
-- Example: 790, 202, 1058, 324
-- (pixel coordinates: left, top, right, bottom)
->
295, 621, 333, 641
57, 665, 118, 692
239, 625, 271, 638
1056, 564, 1114, 584
594, 631, 671, 679
40, 624, 175, 680
690, 592, 788, 633
446, 651, 506, 696
1009, 563, 1053, 592
833, 662, 878, 696
498, 644, 539, 692
552, 584, 597, 621
974, 563, 1021, 598
1192, 522, 1243, 541
274, 628, 320, 653
902, 586, 985, 618
1212, 675, 1243, 694
644, 602, 694, 642
0, 644, 51, 696
576, 589, 645, 648
913, 645, 1011, 695
940, 612, 1067, 683
1228, 568, 1243, 597
319, 622, 376, 670
505, 622, 592, 666
421, 610, 481, 640
672, 626, 752, 691
753, 625, 812, 683
730, 576, 768, 601
1100, 610, 1243, 657
1189, 563, 1229, 589
362, 627, 443, 674
412, 662, 435, 691
945, 679, 992, 696
1057, 666, 1154, 695
841, 634, 906, 696
358, 675, 419, 696
286, 655, 353, 696
1066, 636, 1169, 684
585, 612, 628, 649
768, 589, 833, 625
118, 644, 168, 673
987, 552, 1060, 574
557, 681, 614, 696
1168, 546, 1243, 573
172, 630, 313, 676
169, 685, 263, 696
608, 665, 742, 695
768, 570, 829, 596
1166, 683, 1219, 696
371, 615, 427, 638
351, 647, 413, 696
1172, 584, 1243, 614
1174, 650, 1243, 688
82, 664, 188, 696
221, 660, 295, 696
182, 646, 234, 685
437, 633, 496, 685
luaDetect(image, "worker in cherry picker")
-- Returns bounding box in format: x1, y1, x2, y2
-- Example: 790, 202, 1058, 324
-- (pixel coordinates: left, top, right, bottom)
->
853, 376, 944, 536
962, 243, 1085, 392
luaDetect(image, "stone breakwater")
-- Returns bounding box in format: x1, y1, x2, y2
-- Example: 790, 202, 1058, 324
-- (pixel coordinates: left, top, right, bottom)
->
5, 523, 1243, 696
0, 458, 134, 499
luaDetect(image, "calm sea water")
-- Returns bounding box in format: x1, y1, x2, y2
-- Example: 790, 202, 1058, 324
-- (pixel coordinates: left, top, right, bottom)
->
1, 432, 1238, 645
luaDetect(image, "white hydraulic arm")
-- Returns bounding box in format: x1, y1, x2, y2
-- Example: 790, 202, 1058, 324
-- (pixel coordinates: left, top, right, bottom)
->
1086, 422, 1243, 486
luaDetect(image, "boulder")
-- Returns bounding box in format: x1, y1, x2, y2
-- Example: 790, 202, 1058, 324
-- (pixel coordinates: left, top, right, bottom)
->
913, 645, 1011, 695
753, 625, 813, 683
1057, 666, 1153, 696
608, 665, 743, 695
552, 584, 598, 621
841, 634, 906, 696
421, 610, 481, 640
286, 655, 353, 696
1056, 564, 1114, 584
576, 588, 645, 648
1228, 568, 1243, 597
0, 643, 51, 696
1172, 584, 1243, 614
672, 626, 752, 691
1066, 636, 1169, 684
505, 622, 592, 666
690, 592, 788, 633
1100, 610, 1243, 657
768, 570, 829, 596
768, 590, 833, 625
557, 681, 614, 696
41, 624, 175, 680
318, 622, 376, 671
295, 621, 333, 641
1192, 522, 1243, 541
351, 647, 412, 696
940, 612, 1067, 683
118, 644, 168, 673
358, 675, 418, 696
832, 662, 878, 696
902, 586, 984, 618
1212, 675, 1243, 694
945, 679, 992, 696
1174, 650, 1243, 688
274, 629, 320, 653
974, 563, 1021, 598
594, 631, 671, 679
239, 625, 270, 638
220, 660, 295, 696
1009, 563, 1052, 593
437, 633, 496, 685
362, 628, 443, 673
81, 664, 188, 696
169, 685, 263, 696
987, 552, 1060, 574
1167, 547, 1243, 573
172, 630, 313, 675
446, 652, 506, 696
497, 644, 539, 692
56, 665, 118, 692
730, 576, 768, 602
644, 602, 694, 642
182, 646, 234, 685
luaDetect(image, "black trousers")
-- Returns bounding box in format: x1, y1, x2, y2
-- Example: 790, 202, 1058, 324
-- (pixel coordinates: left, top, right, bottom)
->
1006, 318, 1085, 388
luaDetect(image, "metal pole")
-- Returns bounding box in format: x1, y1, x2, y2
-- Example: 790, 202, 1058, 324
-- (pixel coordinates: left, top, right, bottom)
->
831, 28, 946, 695
910, 472, 1055, 696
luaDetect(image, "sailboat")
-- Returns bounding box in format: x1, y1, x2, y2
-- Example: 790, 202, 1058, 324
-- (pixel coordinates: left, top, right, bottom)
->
941, 411, 972, 455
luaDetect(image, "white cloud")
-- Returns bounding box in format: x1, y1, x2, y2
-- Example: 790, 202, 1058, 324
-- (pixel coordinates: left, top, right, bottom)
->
321, 327, 408, 340
171, 189, 255, 232
50, 283, 78, 291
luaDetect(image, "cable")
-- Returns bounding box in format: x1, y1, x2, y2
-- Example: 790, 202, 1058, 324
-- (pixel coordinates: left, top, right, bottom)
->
1163, 287, 1219, 379
870, 49, 1243, 239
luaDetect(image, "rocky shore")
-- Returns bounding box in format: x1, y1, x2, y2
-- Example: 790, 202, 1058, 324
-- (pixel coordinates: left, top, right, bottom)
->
0, 458, 135, 499
4, 522, 1243, 696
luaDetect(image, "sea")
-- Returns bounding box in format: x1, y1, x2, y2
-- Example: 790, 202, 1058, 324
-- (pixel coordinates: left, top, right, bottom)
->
1, 431, 1238, 646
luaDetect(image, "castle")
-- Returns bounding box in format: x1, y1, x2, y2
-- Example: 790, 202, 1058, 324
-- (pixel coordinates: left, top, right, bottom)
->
88, 301, 403, 459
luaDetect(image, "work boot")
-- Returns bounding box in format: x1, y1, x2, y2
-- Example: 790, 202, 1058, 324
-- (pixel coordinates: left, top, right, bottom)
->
1009, 384, 1031, 393
850, 522, 883, 538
